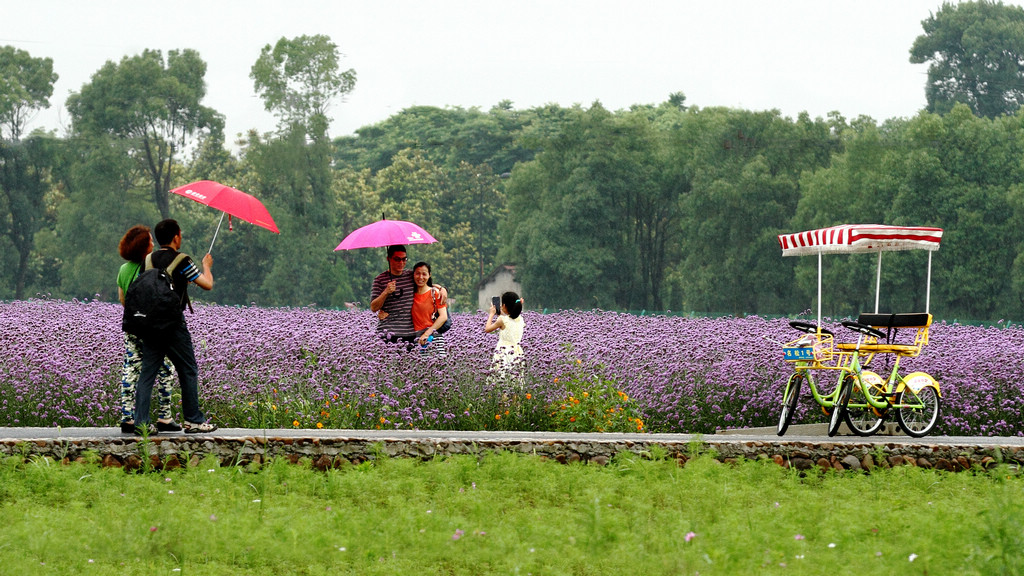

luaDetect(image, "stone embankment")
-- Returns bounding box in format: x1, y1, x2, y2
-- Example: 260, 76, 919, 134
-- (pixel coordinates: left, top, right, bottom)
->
0, 428, 1020, 472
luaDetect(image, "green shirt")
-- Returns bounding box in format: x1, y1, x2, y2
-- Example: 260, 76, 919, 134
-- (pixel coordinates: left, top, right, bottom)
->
117, 261, 143, 295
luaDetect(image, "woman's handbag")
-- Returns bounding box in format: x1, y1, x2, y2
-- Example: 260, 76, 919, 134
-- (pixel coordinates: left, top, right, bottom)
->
432, 288, 452, 334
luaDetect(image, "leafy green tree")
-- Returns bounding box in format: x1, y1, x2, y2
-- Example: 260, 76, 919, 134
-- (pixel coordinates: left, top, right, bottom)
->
250, 34, 355, 137
43, 133, 161, 300
0, 137, 54, 298
674, 108, 836, 315
910, 0, 1024, 118
0, 46, 58, 298
235, 128, 343, 307
0, 46, 57, 141
503, 103, 682, 310
66, 49, 221, 219
245, 35, 357, 306
334, 103, 532, 174
791, 116, 902, 316
888, 106, 1023, 319
442, 162, 505, 298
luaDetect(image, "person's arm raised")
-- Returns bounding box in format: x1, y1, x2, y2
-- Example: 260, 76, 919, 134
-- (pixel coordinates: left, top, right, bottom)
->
192, 253, 214, 291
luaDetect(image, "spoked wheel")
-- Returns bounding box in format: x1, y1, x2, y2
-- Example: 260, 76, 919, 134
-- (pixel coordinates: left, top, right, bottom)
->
895, 386, 940, 438
777, 373, 804, 436
843, 377, 885, 437
827, 375, 853, 437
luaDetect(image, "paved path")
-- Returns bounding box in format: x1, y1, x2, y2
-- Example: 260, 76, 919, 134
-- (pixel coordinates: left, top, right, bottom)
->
1, 425, 1022, 448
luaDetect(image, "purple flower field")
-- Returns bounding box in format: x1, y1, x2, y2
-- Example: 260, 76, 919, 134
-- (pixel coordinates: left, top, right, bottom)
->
1, 298, 1022, 436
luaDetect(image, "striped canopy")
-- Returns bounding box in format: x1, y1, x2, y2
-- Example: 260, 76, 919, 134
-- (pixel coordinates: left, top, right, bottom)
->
778, 224, 943, 257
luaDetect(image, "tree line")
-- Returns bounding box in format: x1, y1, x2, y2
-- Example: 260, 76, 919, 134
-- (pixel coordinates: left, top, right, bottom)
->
4, 2, 1024, 321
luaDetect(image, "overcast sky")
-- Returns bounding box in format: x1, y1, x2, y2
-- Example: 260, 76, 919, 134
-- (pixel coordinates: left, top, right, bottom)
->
1, 1, 1009, 144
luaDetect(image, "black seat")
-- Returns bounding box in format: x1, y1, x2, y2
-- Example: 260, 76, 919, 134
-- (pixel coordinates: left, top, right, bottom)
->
857, 313, 931, 329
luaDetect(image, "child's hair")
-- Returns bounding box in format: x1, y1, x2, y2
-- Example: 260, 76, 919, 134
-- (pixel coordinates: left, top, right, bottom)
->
412, 261, 433, 286
501, 291, 523, 319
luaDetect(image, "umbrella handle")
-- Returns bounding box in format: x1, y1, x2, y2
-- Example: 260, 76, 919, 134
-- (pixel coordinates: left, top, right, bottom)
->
209, 212, 225, 254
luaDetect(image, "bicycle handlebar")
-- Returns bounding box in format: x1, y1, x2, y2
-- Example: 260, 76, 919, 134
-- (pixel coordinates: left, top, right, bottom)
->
840, 320, 886, 340
789, 320, 833, 336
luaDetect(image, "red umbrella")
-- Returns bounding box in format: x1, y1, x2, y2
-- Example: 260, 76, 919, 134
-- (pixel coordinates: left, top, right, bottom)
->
334, 218, 437, 250
170, 180, 279, 253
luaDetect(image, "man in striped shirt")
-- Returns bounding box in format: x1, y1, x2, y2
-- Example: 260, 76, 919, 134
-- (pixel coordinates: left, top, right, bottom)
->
370, 245, 417, 346
133, 219, 218, 434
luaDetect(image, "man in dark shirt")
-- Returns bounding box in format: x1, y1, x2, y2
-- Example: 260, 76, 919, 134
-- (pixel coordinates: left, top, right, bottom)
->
133, 219, 218, 434
370, 245, 417, 345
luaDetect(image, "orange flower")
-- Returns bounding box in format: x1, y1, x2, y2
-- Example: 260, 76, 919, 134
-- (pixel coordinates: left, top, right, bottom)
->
569, 417, 576, 422
525, 393, 532, 400
495, 414, 501, 420
379, 416, 386, 424
316, 422, 324, 429
583, 392, 589, 398
292, 420, 300, 427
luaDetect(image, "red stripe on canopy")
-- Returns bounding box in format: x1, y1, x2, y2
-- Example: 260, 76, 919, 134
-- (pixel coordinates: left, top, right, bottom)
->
778, 224, 942, 256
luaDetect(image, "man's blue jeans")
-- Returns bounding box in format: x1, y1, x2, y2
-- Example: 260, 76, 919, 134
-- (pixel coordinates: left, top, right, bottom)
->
135, 321, 206, 426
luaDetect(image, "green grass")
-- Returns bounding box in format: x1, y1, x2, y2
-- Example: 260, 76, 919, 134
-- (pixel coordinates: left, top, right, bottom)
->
0, 451, 1021, 575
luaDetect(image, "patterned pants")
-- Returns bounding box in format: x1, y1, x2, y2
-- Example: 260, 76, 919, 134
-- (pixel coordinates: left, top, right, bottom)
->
419, 334, 447, 357
121, 333, 175, 422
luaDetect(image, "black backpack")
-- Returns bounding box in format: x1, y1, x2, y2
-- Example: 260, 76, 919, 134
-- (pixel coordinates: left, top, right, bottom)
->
121, 252, 189, 337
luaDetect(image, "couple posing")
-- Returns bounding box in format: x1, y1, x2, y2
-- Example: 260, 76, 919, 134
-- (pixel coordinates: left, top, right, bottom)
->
371, 245, 449, 355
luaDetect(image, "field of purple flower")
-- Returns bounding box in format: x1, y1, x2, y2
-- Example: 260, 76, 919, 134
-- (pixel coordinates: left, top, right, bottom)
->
1, 298, 1022, 436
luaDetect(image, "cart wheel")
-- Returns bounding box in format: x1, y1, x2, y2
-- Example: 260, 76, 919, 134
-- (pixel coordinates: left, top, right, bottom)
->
777, 373, 803, 436
896, 386, 940, 438
843, 377, 885, 436
827, 375, 852, 437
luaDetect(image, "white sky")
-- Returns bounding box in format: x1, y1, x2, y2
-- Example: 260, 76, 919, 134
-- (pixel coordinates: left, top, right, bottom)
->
0, 0, 1002, 144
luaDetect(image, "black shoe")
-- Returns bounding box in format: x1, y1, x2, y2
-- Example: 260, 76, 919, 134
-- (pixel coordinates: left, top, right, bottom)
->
133, 424, 158, 436
157, 420, 182, 432
120, 421, 135, 434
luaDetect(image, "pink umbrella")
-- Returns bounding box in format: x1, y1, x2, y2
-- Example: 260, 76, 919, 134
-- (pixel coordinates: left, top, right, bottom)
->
334, 218, 437, 250
170, 180, 279, 253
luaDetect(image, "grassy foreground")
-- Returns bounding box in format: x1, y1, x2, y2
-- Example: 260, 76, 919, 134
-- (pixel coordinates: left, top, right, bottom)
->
1, 450, 1022, 575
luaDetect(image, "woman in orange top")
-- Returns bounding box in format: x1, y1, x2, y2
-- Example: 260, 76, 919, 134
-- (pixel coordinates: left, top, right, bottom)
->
411, 262, 448, 357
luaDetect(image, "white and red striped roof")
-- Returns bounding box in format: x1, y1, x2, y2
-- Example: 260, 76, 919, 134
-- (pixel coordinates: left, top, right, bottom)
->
778, 224, 943, 257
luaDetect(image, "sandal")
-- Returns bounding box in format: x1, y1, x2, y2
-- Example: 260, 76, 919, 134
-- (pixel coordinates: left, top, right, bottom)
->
183, 421, 218, 434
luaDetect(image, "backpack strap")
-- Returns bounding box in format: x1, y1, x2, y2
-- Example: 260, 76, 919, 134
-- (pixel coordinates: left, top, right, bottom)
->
144, 251, 188, 275
165, 253, 188, 276
166, 253, 191, 313
129, 261, 144, 283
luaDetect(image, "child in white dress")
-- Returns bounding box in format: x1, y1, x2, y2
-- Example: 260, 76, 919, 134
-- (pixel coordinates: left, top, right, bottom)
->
484, 291, 525, 380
